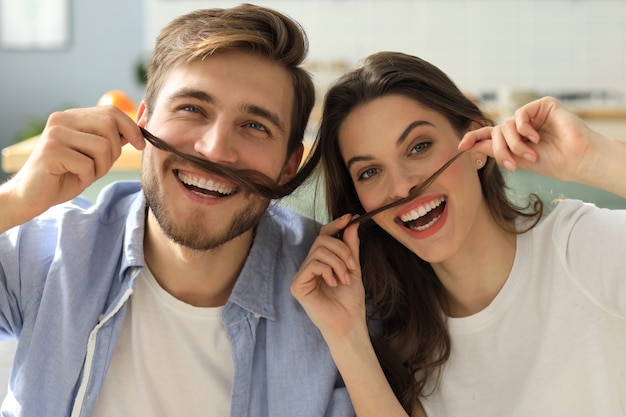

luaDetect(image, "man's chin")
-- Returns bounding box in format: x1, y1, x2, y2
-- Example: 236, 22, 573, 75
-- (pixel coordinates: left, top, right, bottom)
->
153, 205, 266, 251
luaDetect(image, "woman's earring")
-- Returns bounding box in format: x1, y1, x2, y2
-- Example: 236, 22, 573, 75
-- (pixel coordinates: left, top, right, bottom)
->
476, 159, 484, 167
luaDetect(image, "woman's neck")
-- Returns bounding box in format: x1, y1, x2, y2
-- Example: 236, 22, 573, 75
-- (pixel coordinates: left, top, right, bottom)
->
433, 220, 517, 318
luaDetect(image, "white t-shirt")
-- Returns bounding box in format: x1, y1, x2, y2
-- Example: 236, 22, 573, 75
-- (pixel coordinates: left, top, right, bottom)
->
93, 267, 234, 417
421, 200, 626, 416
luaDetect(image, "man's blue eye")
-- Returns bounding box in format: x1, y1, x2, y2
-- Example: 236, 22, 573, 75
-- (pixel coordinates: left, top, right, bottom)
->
183, 105, 201, 113
247, 121, 267, 132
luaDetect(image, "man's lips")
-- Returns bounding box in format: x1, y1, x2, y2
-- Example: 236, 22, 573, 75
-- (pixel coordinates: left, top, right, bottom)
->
140, 127, 299, 199
176, 170, 237, 197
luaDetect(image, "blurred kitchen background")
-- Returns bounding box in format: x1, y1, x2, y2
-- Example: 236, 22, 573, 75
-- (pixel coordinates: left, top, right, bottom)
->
1, 0, 626, 400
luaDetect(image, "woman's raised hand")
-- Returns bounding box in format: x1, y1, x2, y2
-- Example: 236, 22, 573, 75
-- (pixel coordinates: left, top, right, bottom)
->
460, 96, 626, 196
290, 214, 366, 340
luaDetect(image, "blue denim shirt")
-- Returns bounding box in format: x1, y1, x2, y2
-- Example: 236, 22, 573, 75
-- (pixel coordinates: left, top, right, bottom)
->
0, 181, 354, 417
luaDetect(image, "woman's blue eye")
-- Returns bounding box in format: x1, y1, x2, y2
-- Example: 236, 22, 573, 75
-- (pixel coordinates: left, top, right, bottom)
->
359, 167, 379, 180
410, 142, 430, 154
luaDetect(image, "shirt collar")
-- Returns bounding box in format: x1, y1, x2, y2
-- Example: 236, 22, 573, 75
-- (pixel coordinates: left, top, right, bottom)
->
119, 188, 283, 319
120, 190, 147, 279
226, 207, 281, 321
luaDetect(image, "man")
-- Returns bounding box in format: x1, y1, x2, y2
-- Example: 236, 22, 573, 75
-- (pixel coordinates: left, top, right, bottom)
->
0, 5, 353, 417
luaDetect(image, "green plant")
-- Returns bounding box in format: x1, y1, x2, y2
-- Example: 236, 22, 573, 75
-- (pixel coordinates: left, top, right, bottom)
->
14, 116, 47, 143
13, 103, 77, 144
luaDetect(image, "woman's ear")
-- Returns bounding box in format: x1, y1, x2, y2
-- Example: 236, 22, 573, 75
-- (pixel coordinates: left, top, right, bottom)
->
467, 120, 484, 133
464, 121, 488, 170
473, 155, 486, 169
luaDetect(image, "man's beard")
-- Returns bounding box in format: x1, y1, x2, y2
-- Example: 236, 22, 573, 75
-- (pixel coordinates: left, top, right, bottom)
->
142, 168, 268, 251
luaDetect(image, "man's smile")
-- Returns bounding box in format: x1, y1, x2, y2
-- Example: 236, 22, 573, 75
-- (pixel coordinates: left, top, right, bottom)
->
176, 169, 237, 198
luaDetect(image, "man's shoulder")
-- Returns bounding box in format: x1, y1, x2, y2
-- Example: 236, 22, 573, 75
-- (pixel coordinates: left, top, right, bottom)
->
13, 181, 144, 246
265, 202, 322, 245
92, 180, 144, 221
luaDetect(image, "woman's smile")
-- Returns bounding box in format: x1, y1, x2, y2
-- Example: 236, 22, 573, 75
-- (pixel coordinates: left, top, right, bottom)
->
397, 195, 446, 230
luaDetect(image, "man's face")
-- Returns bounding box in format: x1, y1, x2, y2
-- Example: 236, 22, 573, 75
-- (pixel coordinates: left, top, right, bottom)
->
137, 51, 301, 251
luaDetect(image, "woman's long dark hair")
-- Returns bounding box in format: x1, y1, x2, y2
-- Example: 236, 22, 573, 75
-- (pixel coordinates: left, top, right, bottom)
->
306, 52, 543, 411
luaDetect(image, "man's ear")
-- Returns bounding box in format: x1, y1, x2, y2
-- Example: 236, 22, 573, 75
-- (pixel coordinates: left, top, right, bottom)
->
279, 143, 304, 185
136, 101, 148, 128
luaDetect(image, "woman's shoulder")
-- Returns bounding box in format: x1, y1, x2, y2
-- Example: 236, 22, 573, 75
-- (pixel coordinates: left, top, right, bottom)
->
522, 198, 625, 256
540, 198, 620, 228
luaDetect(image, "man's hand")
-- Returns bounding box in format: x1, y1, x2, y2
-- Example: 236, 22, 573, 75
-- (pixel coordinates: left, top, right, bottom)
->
0, 106, 145, 232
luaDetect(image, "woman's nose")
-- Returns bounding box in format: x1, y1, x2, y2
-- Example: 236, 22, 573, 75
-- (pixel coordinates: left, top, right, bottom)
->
387, 167, 422, 200
193, 124, 238, 164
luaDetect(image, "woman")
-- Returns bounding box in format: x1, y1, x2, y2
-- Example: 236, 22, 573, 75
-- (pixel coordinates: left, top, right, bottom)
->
291, 51, 626, 416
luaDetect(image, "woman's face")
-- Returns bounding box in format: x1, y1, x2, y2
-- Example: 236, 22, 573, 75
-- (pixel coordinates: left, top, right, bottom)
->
338, 94, 489, 264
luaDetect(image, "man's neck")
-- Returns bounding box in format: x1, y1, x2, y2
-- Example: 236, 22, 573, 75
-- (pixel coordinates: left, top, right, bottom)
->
142, 211, 255, 308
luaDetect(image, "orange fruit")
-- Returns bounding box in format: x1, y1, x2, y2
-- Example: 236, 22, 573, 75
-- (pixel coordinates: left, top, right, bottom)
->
97, 90, 137, 120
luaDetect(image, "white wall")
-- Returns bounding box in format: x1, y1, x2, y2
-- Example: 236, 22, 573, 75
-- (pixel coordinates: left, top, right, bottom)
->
145, 0, 626, 101
0, 0, 145, 182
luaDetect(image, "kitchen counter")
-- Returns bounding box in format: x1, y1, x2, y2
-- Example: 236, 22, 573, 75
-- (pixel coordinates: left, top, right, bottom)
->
1, 134, 143, 173
571, 107, 626, 120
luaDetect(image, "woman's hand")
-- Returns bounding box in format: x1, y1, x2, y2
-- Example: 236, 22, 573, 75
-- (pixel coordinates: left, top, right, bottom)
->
290, 214, 366, 340
459, 96, 626, 196
0, 106, 145, 232
292, 215, 424, 417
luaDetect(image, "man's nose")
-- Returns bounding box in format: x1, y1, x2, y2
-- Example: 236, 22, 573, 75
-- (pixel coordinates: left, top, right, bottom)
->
193, 124, 239, 165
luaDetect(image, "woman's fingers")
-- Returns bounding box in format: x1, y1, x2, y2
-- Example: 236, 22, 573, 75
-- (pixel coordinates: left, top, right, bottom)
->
458, 126, 494, 155
319, 214, 360, 282
341, 220, 360, 277
292, 214, 361, 302
461, 116, 539, 173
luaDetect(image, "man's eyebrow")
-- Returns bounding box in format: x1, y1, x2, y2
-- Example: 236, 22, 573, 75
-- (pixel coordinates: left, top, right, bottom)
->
397, 120, 435, 146
242, 103, 287, 136
166, 88, 215, 105
346, 120, 435, 170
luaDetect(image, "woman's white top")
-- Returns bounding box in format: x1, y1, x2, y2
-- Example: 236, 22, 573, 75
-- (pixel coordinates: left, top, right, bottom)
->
422, 199, 626, 416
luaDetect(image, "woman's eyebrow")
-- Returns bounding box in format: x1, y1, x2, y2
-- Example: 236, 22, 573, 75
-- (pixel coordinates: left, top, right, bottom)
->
346, 120, 435, 170
396, 120, 434, 146
346, 154, 373, 171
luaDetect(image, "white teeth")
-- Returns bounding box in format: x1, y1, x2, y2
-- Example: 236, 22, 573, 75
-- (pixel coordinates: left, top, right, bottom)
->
399, 196, 445, 223
410, 214, 441, 231
177, 171, 235, 195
